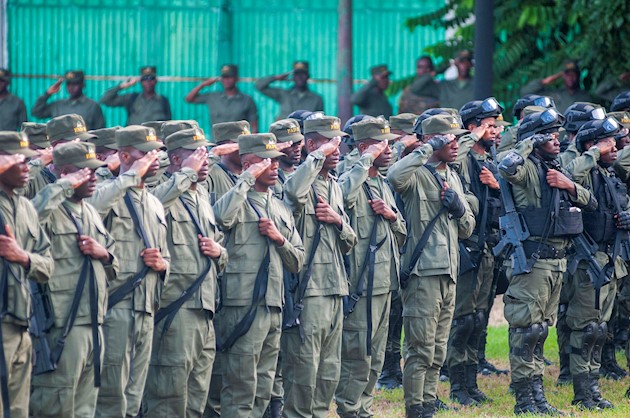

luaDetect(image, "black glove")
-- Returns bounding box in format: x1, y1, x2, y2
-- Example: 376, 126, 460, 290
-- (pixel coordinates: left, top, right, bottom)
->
531, 134, 553, 148
442, 188, 466, 219
618, 211, 630, 230
427, 135, 451, 151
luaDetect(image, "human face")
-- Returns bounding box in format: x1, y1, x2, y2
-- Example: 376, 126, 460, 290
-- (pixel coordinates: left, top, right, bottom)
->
293, 72, 308, 89
244, 155, 279, 189
120, 147, 160, 178
540, 134, 561, 157
455, 58, 472, 79
616, 134, 630, 150
416, 58, 433, 77
0, 153, 29, 190
435, 137, 459, 163
66, 82, 83, 99
141, 76, 157, 93
308, 136, 339, 171
563, 71, 579, 90
221, 76, 236, 90
280, 140, 303, 167
0, 79, 8, 94
63, 165, 98, 199
176, 148, 209, 183
599, 137, 618, 165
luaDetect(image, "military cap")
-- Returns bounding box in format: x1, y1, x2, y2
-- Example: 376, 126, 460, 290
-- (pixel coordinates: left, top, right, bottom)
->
64, 70, 84, 84
352, 118, 400, 142
389, 113, 418, 134
496, 114, 512, 127
304, 116, 348, 138
293, 61, 309, 75
0, 69, 10, 82
563, 60, 580, 74
140, 66, 157, 79
421, 114, 469, 136
455, 49, 473, 62
370, 64, 392, 77
0, 131, 38, 157
141, 121, 165, 138
53, 141, 106, 169
343, 114, 375, 145
46, 114, 96, 143
166, 128, 211, 151
89, 127, 121, 150
212, 120, 251, 144
115, 125, 162, 151
238, 133, 285, 158
608, 111, 630, 129
413, 109, 451, 136
269, 119, 304, 144
160, 120, 199, 141
221, 64, 238, 78
21, 122, 50, 148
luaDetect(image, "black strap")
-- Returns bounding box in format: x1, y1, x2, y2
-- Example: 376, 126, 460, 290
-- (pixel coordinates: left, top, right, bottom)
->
217, 162, 239, 185
601, 173, 628, 269
41, 167, 57, 185
154, 196, 212, 329
107, 192, 152, 309
216, 197, 271, 352
400, 165, 447, 289
0, 210, 11, 418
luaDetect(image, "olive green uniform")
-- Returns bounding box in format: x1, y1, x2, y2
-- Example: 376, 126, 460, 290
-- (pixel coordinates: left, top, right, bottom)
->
213, 171, 304, 417
387, 143, 475, 407
499, 138, 592, 384
520, 79, 593, 113
350, 79, 393, 119
335, 153, 406, 417
144, 186, 228, 418
30, 180, 117, 418
282, 150, 357, 418
190, 90, 258, 126
32, 94, 105, 129
0, 190, 54, 418
207, 163, 239, 206
89, 171, 171, 418
22, 160, 57, 199
255, 76, 324, 119
398, 75, 440, 115
337, 148, 360, 175
438, 78, 474, 111
100, 87, 172, 125
0, 93, 27, 131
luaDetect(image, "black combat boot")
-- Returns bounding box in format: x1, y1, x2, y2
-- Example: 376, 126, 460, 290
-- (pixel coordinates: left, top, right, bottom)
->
614, 316, 630, 350
600, 342, 626, 380
449, 364, 478, 406
405, 404, 424, 418
531, 374, 563, 415
556, 353, 571, 386
513, 379, 538, 415
589, 372, 614, 409
571, 373, 600, 411
376, 351, 402, 390
477, 336, 508, 376
465, 364, 492, 403
421, 400, 435, 418
434, 397, 458, 412
439, 364, 449, 382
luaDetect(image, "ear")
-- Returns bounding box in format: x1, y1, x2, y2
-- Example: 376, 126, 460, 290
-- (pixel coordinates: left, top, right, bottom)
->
306, 138, 316, 152
357, 142, 367, 154
466, 122, 477, 131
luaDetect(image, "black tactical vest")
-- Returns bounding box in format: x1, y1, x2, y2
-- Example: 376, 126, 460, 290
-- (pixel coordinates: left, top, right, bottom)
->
466, 151, 502, 231
583, 166, 629, 244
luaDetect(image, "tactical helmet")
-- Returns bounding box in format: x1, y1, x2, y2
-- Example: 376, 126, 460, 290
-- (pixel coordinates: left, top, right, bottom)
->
611, 91, 630, 112
575, 117, 620, 152
342, 114, 376, 145
286, 110, 317, 134
412, 108, 452, 136
517, 108, 565, 142
563, 102, 606, 133
459, 97, 504, 126
513, 94, 555, 119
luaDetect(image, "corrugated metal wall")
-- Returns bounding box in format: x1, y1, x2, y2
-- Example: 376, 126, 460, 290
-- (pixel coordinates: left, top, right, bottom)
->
6, 0, 443, 132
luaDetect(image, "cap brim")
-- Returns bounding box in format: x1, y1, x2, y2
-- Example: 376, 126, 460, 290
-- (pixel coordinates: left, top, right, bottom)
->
372, 133, 401, 141
181, 141, 213, 150
133, 141, 164, 152
76, 132, 97, 142
75, 159, 107, 169
436, 128, 469, 135
293, 69, 309, 75
318, 130, 349, 139
253, 150, 286, 159
277, 134, 304, 144
103, 143, 119, 150
497, 120, 512, 127
5, 147, 39, 158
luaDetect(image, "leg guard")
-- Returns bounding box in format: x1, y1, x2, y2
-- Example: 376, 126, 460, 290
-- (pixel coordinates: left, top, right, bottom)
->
510, 323, 542, 362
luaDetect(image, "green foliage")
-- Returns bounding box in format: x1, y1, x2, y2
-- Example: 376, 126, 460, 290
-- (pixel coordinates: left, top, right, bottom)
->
401, 0, 630, 117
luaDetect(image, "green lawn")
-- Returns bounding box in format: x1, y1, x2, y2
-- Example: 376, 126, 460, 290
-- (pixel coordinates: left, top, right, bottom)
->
330, 326, 630, 417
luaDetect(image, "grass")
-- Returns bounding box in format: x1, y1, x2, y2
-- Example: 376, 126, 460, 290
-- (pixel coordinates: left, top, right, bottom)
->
329, 325, 630, 417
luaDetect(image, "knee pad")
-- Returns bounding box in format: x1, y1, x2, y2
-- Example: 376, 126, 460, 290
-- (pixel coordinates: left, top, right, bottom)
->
510, 323, 542, 362
592, 322, 608, 362
451, 314, 475, 350
533, 321, 549, 358
573, 321, 599, 361
474, 309, 488, 332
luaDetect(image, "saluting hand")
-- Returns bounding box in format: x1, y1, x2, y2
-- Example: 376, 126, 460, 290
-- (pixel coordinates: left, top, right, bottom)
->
315, 196, 342, 227
369, 199, 397, 222
46, 79, 63, 96
365, 141, 388, 160
471, 123, 488, 140
182, 147, 208, 174
0, 225, 30, 268
479, 166, 499, 190
275, 141, 292, 152
35, 147, 53, 166
120, 77, 140, 89
246, 158, 272, 179
0, 154, 25, 174
104, 153, 120, 172
201, 77, 219, 87
275, 72, 292, 81
399, 134, 419, 150
198, 235, 222, 258
77, 235, 110, 262
258, 219, 285, 246
211, 143, 240, 157
129, 150, 159, 178
317, 137, 341, 156
141, 248, 167, 272
61, 168, 91, 189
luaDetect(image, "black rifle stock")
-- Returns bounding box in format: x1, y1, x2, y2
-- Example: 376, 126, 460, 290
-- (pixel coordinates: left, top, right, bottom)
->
29, 280, 56, 375
568, 233, 611, 309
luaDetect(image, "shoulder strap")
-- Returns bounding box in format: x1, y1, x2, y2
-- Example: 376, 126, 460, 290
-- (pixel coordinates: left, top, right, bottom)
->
217, 162, 239, 185
0, 211, 10, 417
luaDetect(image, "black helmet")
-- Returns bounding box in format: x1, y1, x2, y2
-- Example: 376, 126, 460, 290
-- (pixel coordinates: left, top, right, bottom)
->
459, 97, 504, 126
611, 91, 630, 112
412, 108, 452, 136
562, 102, 606, 133
513, 94, 555, 119
287, 110, 313, 133
575, 117, 621, 152
517, 108, 565, 142
342, 114, 375, 145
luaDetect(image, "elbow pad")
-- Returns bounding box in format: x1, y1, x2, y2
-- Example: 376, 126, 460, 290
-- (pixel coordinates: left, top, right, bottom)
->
498, 152, 524, 176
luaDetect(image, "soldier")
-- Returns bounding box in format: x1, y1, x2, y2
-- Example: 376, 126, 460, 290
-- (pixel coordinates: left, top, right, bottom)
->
388, 117, 475, 418
24, 114, 96, 199
0, 132, 53, 418
521, 60, 594, 114
256, 61, 324, 119
101, 66, 172, 125
398, 56, 440, 115
498, 109, 595, 414
32, 70, 105, 129
446, 99, 503, 406
558, 102, 605, 164
0, 69, 27, 131
269, 119, 304, 197
213, 133, 304, 417
335, 118, 406, 417
282, 117, 357, 418
21, 122, 51, 152
143, 129, 228, 417
351, 65, 393, 119
564, 117, 626, 410
89, 126, 170, 418
337, 115, 375, 175
611, 91, 630, 112
185, 64, 259, 131
30, 142, 116, 417
497, 94, 555, 153
90, 127, 121, 182
438, 50, 475, 111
